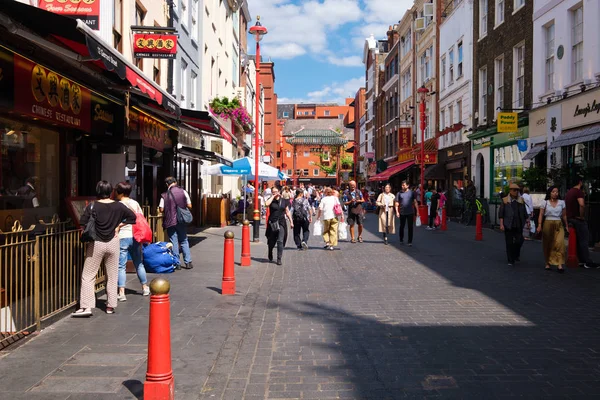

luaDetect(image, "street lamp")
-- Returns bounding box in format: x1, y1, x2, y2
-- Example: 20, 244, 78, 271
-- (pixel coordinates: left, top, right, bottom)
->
249, 16, 267, 242
417, 85, 429, 224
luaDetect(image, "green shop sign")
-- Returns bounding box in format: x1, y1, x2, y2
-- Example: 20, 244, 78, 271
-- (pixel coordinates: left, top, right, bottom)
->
472, 126, 529, 150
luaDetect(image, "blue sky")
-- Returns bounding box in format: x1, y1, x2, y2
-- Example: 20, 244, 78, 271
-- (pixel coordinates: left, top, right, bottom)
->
249, 0, 414, 104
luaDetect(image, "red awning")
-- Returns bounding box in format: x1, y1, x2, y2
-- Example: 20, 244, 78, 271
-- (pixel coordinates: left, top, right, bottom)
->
368, 160, 415, 182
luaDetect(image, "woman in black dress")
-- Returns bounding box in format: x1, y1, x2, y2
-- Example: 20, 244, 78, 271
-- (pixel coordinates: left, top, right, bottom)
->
265, 186, 294, 265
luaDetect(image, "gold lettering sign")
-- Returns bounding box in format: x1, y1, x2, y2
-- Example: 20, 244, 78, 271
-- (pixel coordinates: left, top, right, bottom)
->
94, 103, 114, 123
31, 65, 48, 102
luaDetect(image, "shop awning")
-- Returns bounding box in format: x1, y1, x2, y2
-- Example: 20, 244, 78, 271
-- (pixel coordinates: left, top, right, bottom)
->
522, 143, 546, 160
0, 2, 179, 116
368, 160, 414, 182
424, 163, 446, 180
548, 123, 600, 149
177, 146, 233, 166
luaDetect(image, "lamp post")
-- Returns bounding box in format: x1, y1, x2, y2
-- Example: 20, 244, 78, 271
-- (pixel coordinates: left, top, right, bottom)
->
417, 85, 429, 224
249, 16, 267, 242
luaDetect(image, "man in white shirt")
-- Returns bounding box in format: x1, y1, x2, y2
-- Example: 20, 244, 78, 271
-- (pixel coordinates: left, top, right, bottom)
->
522, 187, 534, 240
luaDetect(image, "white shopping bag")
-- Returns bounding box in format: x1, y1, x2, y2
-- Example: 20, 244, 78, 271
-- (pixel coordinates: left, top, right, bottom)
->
338, 222, 348, 240
529, 220, 536, 234
415, 215, 422, 227
313, 220, 323, 236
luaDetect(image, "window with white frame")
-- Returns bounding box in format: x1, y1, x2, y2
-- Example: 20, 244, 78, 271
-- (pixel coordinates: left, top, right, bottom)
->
324, 110, 330, 116
283, 112, 289, 118
456, 99, 462, 125
191, 71, 197, 109
571, 6, 583, 82
440, 109, 446, 130
420, 52, 426, 85
180, 59, 188, 107
514, 44, 525, 108
425, 109, 432, 139
313, 169, 319, 176
545, 22, 555, 92
181, 0, 188, 29
449, 49, 454, 83
496, 0, 504, 26
480, 0, 488, 37
303, 151, 309, 157
191, 0, 198, 41
457, 42, 463, 77
514, 0, 524, 11
401, 31, 411, 56
441, 56, 446, 89
479, 66, 487, 122
338, 114, 344, 119
286, 150, 291, 157
402, 68, 412, 101
449, 104, 454, 126
495, 56, 504, 112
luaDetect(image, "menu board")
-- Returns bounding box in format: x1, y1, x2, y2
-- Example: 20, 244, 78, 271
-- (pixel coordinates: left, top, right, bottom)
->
65, 197, 96, 228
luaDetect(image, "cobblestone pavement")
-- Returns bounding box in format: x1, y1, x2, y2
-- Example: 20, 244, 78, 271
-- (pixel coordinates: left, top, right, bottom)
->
2, 218, 600, 399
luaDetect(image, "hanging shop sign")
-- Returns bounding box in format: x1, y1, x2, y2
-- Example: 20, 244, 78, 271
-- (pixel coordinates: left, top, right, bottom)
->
562, 89, 600, 130
497, 112, 518, 133
139, 113, 169, 151
39, 0, 100, 30
397, 149, 413, 163
415, 151, 437, 165
133, 34, 177, 59
398, 127, 412, 149
14, 54, 92, 131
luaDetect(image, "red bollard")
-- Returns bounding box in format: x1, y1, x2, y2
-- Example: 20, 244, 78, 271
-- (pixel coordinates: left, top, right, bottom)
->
144, 278, 174, 400
241, 220, 251, 267
222, 231, 236, 295
441, 206, 447, 231
418, 204, 428, 227
567, 225, 579, 268
475, 211, 483, 241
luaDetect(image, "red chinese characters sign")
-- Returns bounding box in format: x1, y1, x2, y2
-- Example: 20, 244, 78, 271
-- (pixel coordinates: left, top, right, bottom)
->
133, 34, 177, 59
397, 149, 413, 163
14, 55, 91, 132
415, 152, 438, 165
398, 127, 412, 149
39, 0, 100, 30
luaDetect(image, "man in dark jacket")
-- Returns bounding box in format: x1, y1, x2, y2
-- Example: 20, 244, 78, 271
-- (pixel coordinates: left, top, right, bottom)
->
159, 177, 193, 269
498, 183, 527, 266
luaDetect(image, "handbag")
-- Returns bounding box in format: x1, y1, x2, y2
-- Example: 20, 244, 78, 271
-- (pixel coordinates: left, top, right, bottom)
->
80, 203, 97, 243
123, 199, 153, 243
268, 220, 280, 232
168, 189, 193, 225
333, 202, 343, 216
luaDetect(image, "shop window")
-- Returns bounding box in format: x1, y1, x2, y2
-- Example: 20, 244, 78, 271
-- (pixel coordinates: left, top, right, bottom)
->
0, 117, 60, 225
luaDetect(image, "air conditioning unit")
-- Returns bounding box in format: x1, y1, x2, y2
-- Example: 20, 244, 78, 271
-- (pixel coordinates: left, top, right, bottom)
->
414, 18, 425, 31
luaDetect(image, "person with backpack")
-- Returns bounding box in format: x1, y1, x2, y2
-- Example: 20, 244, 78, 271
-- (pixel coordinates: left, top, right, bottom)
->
343, 180, 365, 243
291, 189, 312, 250
159, 177, 194, 270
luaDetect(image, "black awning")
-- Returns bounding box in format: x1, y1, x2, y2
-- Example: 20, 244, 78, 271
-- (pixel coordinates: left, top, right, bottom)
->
522, 143, 546, 160
424, 163, 446, 180
177, 146, 233, 166
549, 123, 600, 149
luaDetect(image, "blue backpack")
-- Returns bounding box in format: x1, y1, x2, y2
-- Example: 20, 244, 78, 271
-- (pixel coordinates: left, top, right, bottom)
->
143, 242, 180, 274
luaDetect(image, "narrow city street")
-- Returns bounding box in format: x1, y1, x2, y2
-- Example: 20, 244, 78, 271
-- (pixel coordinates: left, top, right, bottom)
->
2, 218, 600, 399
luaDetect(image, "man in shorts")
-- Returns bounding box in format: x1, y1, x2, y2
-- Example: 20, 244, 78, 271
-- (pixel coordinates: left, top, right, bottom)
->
343, 180, 365, 243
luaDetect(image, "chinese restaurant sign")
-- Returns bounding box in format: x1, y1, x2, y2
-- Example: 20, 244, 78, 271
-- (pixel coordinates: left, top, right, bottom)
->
397, 149, 413, 163
14, 54, 91, 132
136, 111, 169, 151
415, 152, 437, 165
398, 127, 412, 149
39, 0, 100, 30
133, 34, 177, 59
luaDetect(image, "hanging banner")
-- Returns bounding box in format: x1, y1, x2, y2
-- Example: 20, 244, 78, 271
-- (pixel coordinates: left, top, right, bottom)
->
13, 54, 92, 132
415, 151, 438, 165
398, 127, 412, 149
133, 34, 178, 59
39, 0, 101, 30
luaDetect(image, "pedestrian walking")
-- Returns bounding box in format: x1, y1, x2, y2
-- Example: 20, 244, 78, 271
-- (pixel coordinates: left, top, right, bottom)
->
115, 182, 149, 302
291, 189, 311, 250
265, 187, 293, 265
72, 181, 136, 317
426, 188, 441, 230
465, 179, 477, 225
565, 176, 597, 268
343, 180, 365, 243
159, 177, 194, 270
317, 187, 342, 250
499, 183, 528, 266
522, 187, 535, 240
376, 184, 396, 245
536, 186, 567, 273
395, 181, 418, 246
281, 186, 292, 247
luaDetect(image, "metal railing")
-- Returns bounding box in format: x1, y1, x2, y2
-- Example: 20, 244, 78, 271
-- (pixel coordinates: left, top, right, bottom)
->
148, 215, 166, 242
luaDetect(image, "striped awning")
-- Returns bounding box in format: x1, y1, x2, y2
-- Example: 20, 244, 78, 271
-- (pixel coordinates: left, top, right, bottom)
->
522, 143, 546, 160
548, 124, 600, 149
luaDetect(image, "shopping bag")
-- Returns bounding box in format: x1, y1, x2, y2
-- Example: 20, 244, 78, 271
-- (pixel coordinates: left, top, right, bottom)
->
434, 214, 441, 227
338, 222, 348, 240
313, 220, 323, 236
529, 220, 536, 234
143, 242, 179, 273
415, 215, 422, 227
132, 212, 153, 243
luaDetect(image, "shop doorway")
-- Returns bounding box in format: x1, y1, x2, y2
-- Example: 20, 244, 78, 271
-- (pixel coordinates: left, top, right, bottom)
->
143, 165, 162, 213
476, 153, 485, 198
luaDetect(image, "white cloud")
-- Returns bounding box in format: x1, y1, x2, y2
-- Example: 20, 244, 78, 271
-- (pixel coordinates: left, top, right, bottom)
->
280, 76, 364, 105
327, 55, 363, 67
265, 43, 307, 59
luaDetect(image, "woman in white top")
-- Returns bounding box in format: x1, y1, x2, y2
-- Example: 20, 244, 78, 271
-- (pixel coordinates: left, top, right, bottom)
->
115, 182, 149, 300
536, 186, 568, 273
376, 184, 396, 245
317, 187, 342, 250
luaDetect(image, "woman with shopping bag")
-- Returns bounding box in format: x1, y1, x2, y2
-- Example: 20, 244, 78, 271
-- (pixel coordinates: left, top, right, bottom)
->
376, 184, 396, 245
317, 187, 343, 251
536, 186, 567, 273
